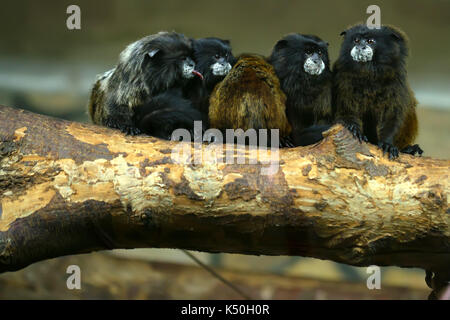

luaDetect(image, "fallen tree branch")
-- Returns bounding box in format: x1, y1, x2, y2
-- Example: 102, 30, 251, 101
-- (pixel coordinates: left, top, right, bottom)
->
0, 105, 449, 276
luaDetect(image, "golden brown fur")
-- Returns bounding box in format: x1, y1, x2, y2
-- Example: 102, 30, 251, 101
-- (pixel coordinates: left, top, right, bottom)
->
88, 76, 107, 125
333, 69, 418, 150
209, 54, 291, 138
395, 104, 418, 149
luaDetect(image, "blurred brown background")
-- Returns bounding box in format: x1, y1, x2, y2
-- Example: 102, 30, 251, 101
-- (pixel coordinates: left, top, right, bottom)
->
0, 0, 448, 299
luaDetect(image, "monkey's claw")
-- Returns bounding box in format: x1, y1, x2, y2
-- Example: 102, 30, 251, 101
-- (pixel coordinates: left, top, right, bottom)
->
378, 142, 399, 160
401, 144, 423, 156
346, 123, 368, 143
105, 118, 142, 136
123, 126, 142, 136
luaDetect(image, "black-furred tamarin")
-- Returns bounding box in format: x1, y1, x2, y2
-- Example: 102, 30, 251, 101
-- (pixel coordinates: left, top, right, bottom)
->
186, 38, 235, 119
88, 31, 204, 138
333, 24, 423, 158
269, 34, 333, 146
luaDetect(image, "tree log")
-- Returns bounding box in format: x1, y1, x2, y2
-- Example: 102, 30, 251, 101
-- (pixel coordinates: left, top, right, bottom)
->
0, 105, 449, 276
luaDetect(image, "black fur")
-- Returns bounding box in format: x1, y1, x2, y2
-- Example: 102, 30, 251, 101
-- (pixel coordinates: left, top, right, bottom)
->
135, 88, 204, 140
336, 25, 408, 75
185, 38, 235, 118
268, 34, 333, 146
293, 125, 332, 146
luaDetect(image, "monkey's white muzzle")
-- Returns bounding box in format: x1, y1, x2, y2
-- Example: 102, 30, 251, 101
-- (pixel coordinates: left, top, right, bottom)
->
211, 62, 232, 76
351, 46, 373, 62
304, 57, 325, 75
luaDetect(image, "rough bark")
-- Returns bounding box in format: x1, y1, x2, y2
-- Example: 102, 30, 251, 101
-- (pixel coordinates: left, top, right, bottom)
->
0, 105, 449, 275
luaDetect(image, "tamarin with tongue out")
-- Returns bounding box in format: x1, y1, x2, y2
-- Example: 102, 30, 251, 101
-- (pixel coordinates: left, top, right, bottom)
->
88, 31, 205, 139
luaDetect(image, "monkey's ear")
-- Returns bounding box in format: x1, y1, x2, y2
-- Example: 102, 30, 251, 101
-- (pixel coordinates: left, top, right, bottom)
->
142, 49, 161, 68
147, 49, 160, 58
339, 31, 347, 36
390, 31, 403, 41
274, 39, 288, 50
222, 39, 231, 45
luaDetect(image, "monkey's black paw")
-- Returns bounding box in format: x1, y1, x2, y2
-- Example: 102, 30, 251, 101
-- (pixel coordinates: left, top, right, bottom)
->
104, 118, 141, 136
122, 126, 142, 136
280, 136, 295, 148
401, 144, 423, 156
345, 123, 368, 143
378, 142, 399, 160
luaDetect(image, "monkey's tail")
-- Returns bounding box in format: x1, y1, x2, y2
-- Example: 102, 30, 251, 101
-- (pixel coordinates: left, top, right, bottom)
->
88, 69, 115, 123
292, 124, 331, 146
87, 81, 102, 122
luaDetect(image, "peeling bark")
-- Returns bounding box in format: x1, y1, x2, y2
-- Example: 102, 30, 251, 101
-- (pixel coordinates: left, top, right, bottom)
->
0, 105, 449, 275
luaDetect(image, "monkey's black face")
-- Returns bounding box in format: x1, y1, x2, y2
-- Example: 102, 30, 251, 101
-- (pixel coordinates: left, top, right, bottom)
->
303, 45, 327, 76
270, 34, 330, 81
138, 33, 203, 92
193, 38, 235, 87
338, 25, 408, 70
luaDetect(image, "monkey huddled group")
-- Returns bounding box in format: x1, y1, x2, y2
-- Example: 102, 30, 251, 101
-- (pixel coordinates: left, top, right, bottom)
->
88, 24, 423, 159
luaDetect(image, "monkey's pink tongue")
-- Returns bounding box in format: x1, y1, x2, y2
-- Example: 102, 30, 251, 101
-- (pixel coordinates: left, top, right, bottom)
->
192, 70, 204, 80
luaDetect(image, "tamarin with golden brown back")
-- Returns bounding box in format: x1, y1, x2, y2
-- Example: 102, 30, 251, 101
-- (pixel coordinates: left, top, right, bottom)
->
268, 34, 333, 146
208, 53, 292, 147
333, 24, 423, 158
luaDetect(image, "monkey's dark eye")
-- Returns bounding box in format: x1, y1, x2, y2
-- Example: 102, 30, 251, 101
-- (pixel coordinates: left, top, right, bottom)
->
354, 38, 360, 44
318, 51, 323, 56
214, 54, 220, 59
367, 39, 375, 44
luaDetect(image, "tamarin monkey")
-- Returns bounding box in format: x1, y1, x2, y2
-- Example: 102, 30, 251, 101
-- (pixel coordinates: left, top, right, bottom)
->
333, 24, 423, 159
208, 53, 292, 147
137, 37, 235, 139
88, 31, 204, 138
268, 34, 333, 146
185, 37, 235, 118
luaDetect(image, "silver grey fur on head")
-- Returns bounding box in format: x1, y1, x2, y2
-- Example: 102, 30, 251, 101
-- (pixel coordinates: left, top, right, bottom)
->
351, 45, 373, 62
100, 31, 190, 109
211, 62, 232, 76
112, 31, 172, 108
303, 57, 325, 75
98, 68, 115, 92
